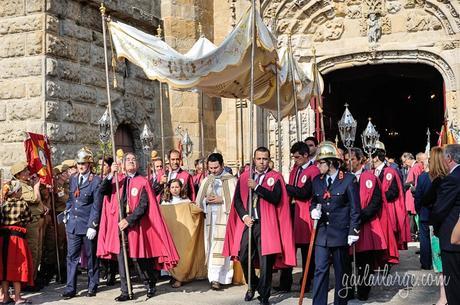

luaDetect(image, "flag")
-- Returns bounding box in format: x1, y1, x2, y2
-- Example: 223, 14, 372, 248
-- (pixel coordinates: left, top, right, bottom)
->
24, 132, 53, 186
437, 122, 457, 146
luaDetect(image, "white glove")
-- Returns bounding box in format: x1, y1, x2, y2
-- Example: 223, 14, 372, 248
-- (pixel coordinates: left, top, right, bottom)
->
86, 228, 97, 240
311, 207, 322, 220
348, 235, 359, 246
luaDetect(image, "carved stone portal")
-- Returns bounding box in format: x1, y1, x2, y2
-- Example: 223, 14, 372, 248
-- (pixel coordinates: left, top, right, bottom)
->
313, 18, 345, 42
407, 11, 442, 32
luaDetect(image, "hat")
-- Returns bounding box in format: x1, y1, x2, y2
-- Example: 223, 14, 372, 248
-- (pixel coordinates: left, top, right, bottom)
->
316, 141, 341, 161
151, 150, 159, 161
53, 166, 62, 176
62, 159, 77, 168
10, 161, 28, 176
7, 180, 22, 195
375, 141, 386, 152
75, 147, 94, 163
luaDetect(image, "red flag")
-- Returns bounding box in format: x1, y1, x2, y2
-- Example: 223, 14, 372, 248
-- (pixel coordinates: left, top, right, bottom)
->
24, 132, 53, 186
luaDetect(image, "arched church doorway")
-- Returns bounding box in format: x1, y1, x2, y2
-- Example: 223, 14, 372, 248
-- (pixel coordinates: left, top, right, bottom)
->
322, 63, 444, 159
115, 124, 135, 153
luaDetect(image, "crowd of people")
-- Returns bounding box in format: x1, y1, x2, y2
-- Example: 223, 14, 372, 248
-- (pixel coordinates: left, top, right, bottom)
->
0, 138, 460, 305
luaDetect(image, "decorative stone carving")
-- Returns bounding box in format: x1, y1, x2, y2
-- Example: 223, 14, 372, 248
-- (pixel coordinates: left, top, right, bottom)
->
406, 11, 442, 32
347, 5, 362, 19
367, 13, 382, 43
436, 40, 460, 50
404, 0, 425, 9
381, 15, 392, 34
363, 0, 384, 15
346, 0, 362, 5
317, 50, 456, 91
313, 18, 345, 42
387, 1, 402, 14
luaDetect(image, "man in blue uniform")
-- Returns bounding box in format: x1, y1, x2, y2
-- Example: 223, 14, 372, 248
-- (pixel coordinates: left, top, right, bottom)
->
62, 147, 102, 299
310, 141, 360, 305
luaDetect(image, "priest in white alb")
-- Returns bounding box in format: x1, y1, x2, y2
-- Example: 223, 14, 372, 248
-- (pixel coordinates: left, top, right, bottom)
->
196, 153, 237, 290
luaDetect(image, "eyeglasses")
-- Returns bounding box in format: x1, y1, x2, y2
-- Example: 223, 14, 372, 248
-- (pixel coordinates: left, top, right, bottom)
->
77, 162, 86, 165
318, 160, 327, 165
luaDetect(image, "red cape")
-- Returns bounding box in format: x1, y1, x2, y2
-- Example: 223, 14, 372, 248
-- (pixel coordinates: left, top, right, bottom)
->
97, 174, 180, 270
356, 171, 387, 253
289, 164, 320, 244
222, 170, 296, 268
380, 167, 411, 250
404, 162, 424, 214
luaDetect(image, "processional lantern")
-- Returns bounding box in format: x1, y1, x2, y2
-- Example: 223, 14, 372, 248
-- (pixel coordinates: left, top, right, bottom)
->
140, 123, 154, 155
361, 118, 380, 155
338, 103, 357, 150
98, 110, 111, 144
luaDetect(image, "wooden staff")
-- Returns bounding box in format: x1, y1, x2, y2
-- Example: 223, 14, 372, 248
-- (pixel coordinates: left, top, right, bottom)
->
247, 0, 257, 293
299, 204, 321, 305
100, 3, 133, 299
275, 59, 282, 171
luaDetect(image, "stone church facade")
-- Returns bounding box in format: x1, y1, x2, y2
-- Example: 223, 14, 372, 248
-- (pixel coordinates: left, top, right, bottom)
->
0, 0, 459, 175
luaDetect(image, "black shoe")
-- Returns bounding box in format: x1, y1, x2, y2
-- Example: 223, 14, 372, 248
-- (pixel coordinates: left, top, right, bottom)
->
146, 286, 156, 298
62, 291, 76, 300
257, 296, 270, 305
115, 294, 132, 302
272, 286, 291, 293
211, 281, 221, 290
244, 290, 255, 302
107, 276, 116, 286
87, 291, 97, 297
357, 294, 369, 301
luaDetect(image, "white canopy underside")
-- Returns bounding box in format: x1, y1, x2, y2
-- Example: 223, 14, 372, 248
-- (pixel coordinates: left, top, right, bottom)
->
108, 7, 324, 118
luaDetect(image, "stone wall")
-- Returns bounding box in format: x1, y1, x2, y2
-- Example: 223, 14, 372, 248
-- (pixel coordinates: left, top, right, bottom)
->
0, 0, 161, 174
0, 0, 45, 170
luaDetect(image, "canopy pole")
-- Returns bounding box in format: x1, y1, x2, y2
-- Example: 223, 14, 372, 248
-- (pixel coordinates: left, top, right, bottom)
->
200, 91, 205, 158
312, 47, 325, 141
288, 33, 301, 141
275, 59, 282, 172
100, 3, 133, 299
239, 99, 245, 169
247, 0, 257, 294
155, 26, 167, 162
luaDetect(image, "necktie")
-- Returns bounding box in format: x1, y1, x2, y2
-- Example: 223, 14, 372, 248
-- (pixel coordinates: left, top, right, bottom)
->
327, 177, 333, 190
78, 175, 83, 187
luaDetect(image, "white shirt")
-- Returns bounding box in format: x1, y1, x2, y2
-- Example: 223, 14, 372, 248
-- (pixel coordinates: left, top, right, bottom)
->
374, 163, 385, 177
353, 167, 364, 182
163, 196, 190, 205
168, 169, 179, 181
326, 170, 339, 185
78, 171, 90, 185
450, 164, 460, 174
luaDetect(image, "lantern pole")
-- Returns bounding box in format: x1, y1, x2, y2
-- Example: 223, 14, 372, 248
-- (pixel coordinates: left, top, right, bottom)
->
100, 3, 133, 299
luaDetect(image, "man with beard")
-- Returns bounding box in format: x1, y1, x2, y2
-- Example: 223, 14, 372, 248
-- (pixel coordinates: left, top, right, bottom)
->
223, 147, 296, 305
276, 141, 319, 292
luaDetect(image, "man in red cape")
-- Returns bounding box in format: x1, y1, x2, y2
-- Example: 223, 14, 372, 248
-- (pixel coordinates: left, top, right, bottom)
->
223, 147, 295, 305
348, 148, 398, 300
372, 144, 411, 250
98, 152, 179, 301
154, 149, 195, 201
276, 141, 319, 292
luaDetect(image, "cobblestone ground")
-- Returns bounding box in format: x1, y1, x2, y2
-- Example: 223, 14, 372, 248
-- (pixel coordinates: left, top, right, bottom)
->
24, 243, 440, 305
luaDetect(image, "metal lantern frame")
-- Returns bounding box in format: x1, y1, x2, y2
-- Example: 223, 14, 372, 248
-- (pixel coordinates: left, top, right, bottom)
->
361, 118, 380, 156
338, 104, 357, 150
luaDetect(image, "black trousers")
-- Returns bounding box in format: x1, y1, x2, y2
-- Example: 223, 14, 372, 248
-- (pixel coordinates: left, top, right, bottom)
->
355, 251, 380, 299
239, 221, 276, 302
441, 250, 460, 305
117, 248, 159, 295
278, 244, 315, 291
